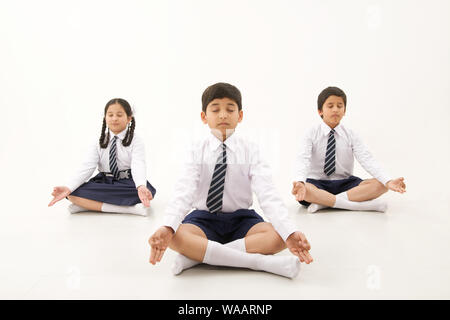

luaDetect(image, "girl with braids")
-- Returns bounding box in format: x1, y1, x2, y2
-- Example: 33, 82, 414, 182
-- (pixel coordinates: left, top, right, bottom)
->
48, 98, 156, 215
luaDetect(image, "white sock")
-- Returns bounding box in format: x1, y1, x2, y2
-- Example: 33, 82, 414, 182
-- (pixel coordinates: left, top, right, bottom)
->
172, 238, 246, 275
333, 193, 387, 212
101, 203, 147, 216
307, 203, 327, 213
308, 192, 347, 213
339, 191, 349, 201
67, 204, 88, 214
202, 240, 300, 278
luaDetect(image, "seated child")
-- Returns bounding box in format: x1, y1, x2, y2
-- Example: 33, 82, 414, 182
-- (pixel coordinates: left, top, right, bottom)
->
148, 82, 313, 279
48, 98, 156, 215
292, 86, 406, 213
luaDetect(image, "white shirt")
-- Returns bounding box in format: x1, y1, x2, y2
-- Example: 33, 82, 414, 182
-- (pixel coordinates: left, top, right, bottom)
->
163, 131, 298, 242
66, 129, 148, 192
294, 122, 391, 185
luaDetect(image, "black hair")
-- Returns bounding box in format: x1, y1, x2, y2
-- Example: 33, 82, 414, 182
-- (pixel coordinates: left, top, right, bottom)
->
201, 82, 242, 112
317, 86, 347, 112
99, 98, 135, 148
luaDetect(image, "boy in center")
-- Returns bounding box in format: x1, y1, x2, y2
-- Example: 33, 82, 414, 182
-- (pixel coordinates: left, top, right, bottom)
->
148, 82, 313, 278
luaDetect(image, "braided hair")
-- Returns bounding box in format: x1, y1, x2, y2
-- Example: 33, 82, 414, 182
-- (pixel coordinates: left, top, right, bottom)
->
99, 117, 110, 148
99, 98, 136, 148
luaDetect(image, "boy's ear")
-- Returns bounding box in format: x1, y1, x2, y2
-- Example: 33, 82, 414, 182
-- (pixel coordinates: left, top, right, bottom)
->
238, 110, 243, 122
318, 108, 323, 118
201, 111, 208, 124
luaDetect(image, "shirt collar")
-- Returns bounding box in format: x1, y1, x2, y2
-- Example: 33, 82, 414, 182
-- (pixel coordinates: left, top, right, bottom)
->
207, 130, 237, 153
320, 121, 343, 137
109, 128, 128, 141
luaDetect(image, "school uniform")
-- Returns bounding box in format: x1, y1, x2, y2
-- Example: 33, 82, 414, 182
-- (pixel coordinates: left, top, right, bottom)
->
163, 131, 298, 244
67, 129, 156, 206
294, 121, 391, 206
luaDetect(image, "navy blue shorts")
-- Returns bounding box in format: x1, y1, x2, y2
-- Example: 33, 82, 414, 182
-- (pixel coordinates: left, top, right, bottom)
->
181, 209, 265, 244
70, 172, 156, 206
299, 175, 363, 206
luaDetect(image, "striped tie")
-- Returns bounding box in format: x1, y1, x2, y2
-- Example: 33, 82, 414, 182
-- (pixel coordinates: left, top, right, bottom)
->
109, 136, 120, 179
206, 143, 227, 214
324, 129, 336, 176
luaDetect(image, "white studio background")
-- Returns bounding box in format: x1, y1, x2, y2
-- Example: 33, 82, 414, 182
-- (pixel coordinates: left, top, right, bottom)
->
0, 0, 449, 298
1, 0, 449, 210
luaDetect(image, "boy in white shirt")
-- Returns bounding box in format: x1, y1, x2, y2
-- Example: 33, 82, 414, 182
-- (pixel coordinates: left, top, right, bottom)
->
292, 86, 406, 213
148, 82, 313, 278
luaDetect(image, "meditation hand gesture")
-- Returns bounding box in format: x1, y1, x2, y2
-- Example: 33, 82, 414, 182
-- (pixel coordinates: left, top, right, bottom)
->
286, 231, 313, 264
291, 181, 306, 201
386, 177, 406, 194
48, 186, 71, 207
148, 226, 174, 265
137, 185, 153, 207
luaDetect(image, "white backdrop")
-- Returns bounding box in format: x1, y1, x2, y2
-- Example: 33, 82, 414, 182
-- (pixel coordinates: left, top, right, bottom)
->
0, 0, 449, 300
0, 0, 448, 221
2, 0, 449, 206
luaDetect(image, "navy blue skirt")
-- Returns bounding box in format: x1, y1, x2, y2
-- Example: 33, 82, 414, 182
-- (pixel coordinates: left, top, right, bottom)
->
182, 209, 264, 244
299, 175, 363, 206
70, 172, 156, 206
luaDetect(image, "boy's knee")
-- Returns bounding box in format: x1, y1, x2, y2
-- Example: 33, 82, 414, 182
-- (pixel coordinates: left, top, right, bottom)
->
272, 239, 287, 254
304, 183, 319, 201
304, 182, 312, 195
169, 231, 186, 252
171, 227, 188, 246
364, 179, 387, 194
265, 230, 286, 254
304, 183, 314, 192
374, 180, 388, 194
247, 223, 285, 254
170, 224, 206, 250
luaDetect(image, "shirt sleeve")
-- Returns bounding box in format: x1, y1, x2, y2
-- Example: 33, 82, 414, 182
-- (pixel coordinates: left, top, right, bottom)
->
250, 144, 298, 242
66, 140, 100, 193
130, 135, 148, 189
351, 130, 392, 185
162, 146, 201, 233
293, 127, 313, 183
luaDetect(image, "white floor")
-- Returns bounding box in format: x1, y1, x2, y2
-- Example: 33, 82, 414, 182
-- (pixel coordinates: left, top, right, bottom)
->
2, 189, 449, 300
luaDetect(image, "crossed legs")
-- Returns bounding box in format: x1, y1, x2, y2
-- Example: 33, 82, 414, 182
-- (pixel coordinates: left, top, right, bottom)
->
169, 222, 300, 277
346, 179, 388, 202
169, 222, 285, 261
67, 195, 103, 211
66, 195, 146, 215
304, 178, 388, 212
